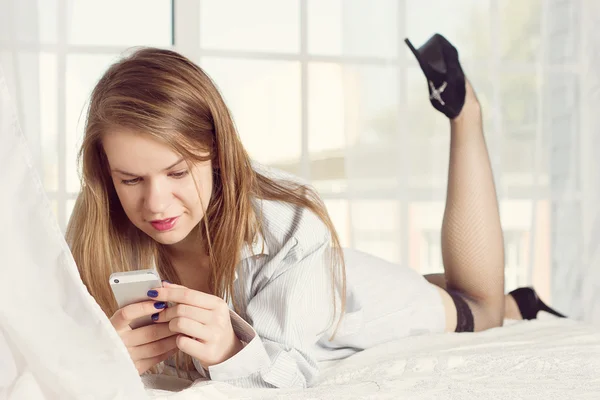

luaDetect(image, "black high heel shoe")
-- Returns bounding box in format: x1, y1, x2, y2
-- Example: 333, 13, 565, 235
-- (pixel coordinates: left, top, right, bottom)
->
404, 33, 466, 119
508, 287, 567, 320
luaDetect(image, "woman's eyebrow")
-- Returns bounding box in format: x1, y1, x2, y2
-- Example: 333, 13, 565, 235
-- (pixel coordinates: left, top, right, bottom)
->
111, 158, 185, 177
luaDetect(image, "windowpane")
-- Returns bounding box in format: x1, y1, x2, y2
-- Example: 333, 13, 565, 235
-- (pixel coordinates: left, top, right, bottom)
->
200, 0, 299, 53
405, 0, 491, 61
67, 0, 173, 46
66, 54, 120, 193
408, 201, 444, 273
324, 199, 350, 247
200, 57, 301, 169
542, 72, 579, 195
544, 0, 580, 64
38, 0, 58, 43
309, 63, 398, 194
66, 199, 76, 227
498, 200, 537, 290
352, 200, 401, 264
5, 52, 37, 166
0, 0, 58, 43
308, 0, 398, 58
500, 73, 539, 130
307, 62, 344, 192
500, 0, 542, 61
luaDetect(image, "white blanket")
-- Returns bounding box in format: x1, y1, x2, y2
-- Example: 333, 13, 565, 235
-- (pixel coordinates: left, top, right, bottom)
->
2, 63, 600, 400
142, 317, 600, 399
0, 65, 146, 399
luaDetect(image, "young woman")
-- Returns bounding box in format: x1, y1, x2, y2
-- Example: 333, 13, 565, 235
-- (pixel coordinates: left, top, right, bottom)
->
66, 43, 564, 389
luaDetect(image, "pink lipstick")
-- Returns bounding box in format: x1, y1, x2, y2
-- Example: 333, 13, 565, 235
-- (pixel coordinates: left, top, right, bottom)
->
150, 216, 179, 232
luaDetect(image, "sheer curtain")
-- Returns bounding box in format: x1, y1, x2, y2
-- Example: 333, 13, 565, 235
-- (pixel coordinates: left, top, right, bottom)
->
0, 0, 44, 173
1, 0, 598, 323
579, 0, 600, 322
301, 0, 597, 322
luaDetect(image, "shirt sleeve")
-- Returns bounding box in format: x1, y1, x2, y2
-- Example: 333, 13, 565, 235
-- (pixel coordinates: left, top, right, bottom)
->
199, 227, 337, 389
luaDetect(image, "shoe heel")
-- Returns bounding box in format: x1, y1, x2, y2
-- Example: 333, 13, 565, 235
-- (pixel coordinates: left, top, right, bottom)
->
538, 301, 566, 318
509, 287, 568, 319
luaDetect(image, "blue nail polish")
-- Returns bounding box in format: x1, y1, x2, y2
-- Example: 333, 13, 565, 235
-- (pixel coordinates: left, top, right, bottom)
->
147, 290, 158, 298
151, 313, 159, 321
154, 301, 166, 309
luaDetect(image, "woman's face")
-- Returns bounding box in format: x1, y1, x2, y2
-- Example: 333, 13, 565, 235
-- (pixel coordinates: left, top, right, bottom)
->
102, 128, 213, 247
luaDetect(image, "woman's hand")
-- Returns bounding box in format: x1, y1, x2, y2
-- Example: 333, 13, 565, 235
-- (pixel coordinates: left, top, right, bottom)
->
147, 282, 244, 369
110, 300, 178, 374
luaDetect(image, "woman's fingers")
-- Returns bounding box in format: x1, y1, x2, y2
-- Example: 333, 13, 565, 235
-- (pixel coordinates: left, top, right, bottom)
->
169, 317, 213, 342
109, 295, 186, 375
147, 287, 223, 310
129, 334, 179, 361
110, 300, 168, 331
153, 303, 212, 324
133, 348, 179, 375
121, 322, 175, 347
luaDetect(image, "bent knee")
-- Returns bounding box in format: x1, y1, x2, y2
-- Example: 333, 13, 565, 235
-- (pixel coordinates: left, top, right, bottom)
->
435, 286, 504, 332
471, 297, 504, 331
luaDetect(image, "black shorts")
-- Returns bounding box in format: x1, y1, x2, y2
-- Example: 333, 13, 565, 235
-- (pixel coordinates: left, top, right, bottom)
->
446, 289, 475, 332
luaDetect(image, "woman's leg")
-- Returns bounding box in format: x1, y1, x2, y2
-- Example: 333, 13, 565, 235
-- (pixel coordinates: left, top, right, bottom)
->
434, 79, 506, 332
425, 273, 522, 320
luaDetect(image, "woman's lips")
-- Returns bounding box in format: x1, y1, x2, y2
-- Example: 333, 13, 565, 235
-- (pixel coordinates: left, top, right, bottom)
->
150, 216, 179, 232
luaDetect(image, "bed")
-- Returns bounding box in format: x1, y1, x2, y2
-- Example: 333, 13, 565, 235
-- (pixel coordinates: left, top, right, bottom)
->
2, 65, 599, 400
142, 316, 600, 399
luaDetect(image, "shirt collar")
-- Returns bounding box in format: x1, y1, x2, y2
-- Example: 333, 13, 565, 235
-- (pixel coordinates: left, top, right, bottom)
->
239, 230, 269, 261
151, 231, 268, 283
235, 230, 268, 282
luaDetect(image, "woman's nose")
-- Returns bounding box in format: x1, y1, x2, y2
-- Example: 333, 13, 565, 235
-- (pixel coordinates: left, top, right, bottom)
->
144, 180, 170, 214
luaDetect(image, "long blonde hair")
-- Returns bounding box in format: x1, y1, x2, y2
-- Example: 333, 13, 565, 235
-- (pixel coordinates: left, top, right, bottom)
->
66, 48, 346, 348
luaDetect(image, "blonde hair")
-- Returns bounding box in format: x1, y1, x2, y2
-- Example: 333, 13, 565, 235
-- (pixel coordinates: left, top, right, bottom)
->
65, 47, 346, 372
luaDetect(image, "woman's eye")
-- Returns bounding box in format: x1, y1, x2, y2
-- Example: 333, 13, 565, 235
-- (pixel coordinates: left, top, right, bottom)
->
170, 170, 189, 179
121, 177, 141, 185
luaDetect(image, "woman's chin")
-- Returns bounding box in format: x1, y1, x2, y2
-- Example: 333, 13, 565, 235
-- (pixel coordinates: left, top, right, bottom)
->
137, 218, 201, 247
145, 228, 189, 245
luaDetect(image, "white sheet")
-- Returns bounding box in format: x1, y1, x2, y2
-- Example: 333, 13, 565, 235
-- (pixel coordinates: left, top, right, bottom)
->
2, 62, 600, 400
142, 317, 600, 399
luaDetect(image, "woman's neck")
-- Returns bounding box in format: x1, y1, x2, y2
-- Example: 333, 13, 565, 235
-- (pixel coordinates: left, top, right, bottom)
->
167, 224, 205, 260
164, 232, 212, 293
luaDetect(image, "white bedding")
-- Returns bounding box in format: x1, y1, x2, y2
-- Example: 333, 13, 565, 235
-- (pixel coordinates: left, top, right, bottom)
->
143, 317, 600, 399
2, 60, 600, 400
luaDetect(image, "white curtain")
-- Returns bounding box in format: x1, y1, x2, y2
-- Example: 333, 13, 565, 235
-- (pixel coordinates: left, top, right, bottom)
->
1, 0, 599, 325
306, 0, 598, 323
578, 0, 600, 322
1, 1, 149, 397
0, 0, 43, 171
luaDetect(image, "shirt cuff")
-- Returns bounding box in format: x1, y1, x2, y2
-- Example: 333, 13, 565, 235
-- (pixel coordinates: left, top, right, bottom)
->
206, 310, 271, 381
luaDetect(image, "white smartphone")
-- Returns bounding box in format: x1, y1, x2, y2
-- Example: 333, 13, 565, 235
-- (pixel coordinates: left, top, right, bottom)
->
109, 269, 162, 329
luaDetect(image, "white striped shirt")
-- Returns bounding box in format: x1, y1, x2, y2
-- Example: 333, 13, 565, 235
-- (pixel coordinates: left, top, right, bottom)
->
186, 194, 446, 388
166, 167, 446, 388
186, 196, 337, 388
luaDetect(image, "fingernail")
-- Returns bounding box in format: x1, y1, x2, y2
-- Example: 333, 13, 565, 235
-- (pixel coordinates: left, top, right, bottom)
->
154, 301, 166, 309
147, 290, 159, 298
151, 313, 159, 321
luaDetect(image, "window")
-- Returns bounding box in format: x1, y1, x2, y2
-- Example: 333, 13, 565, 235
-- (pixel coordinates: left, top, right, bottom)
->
36, 0, 174, 228
28, 0, 580, 296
